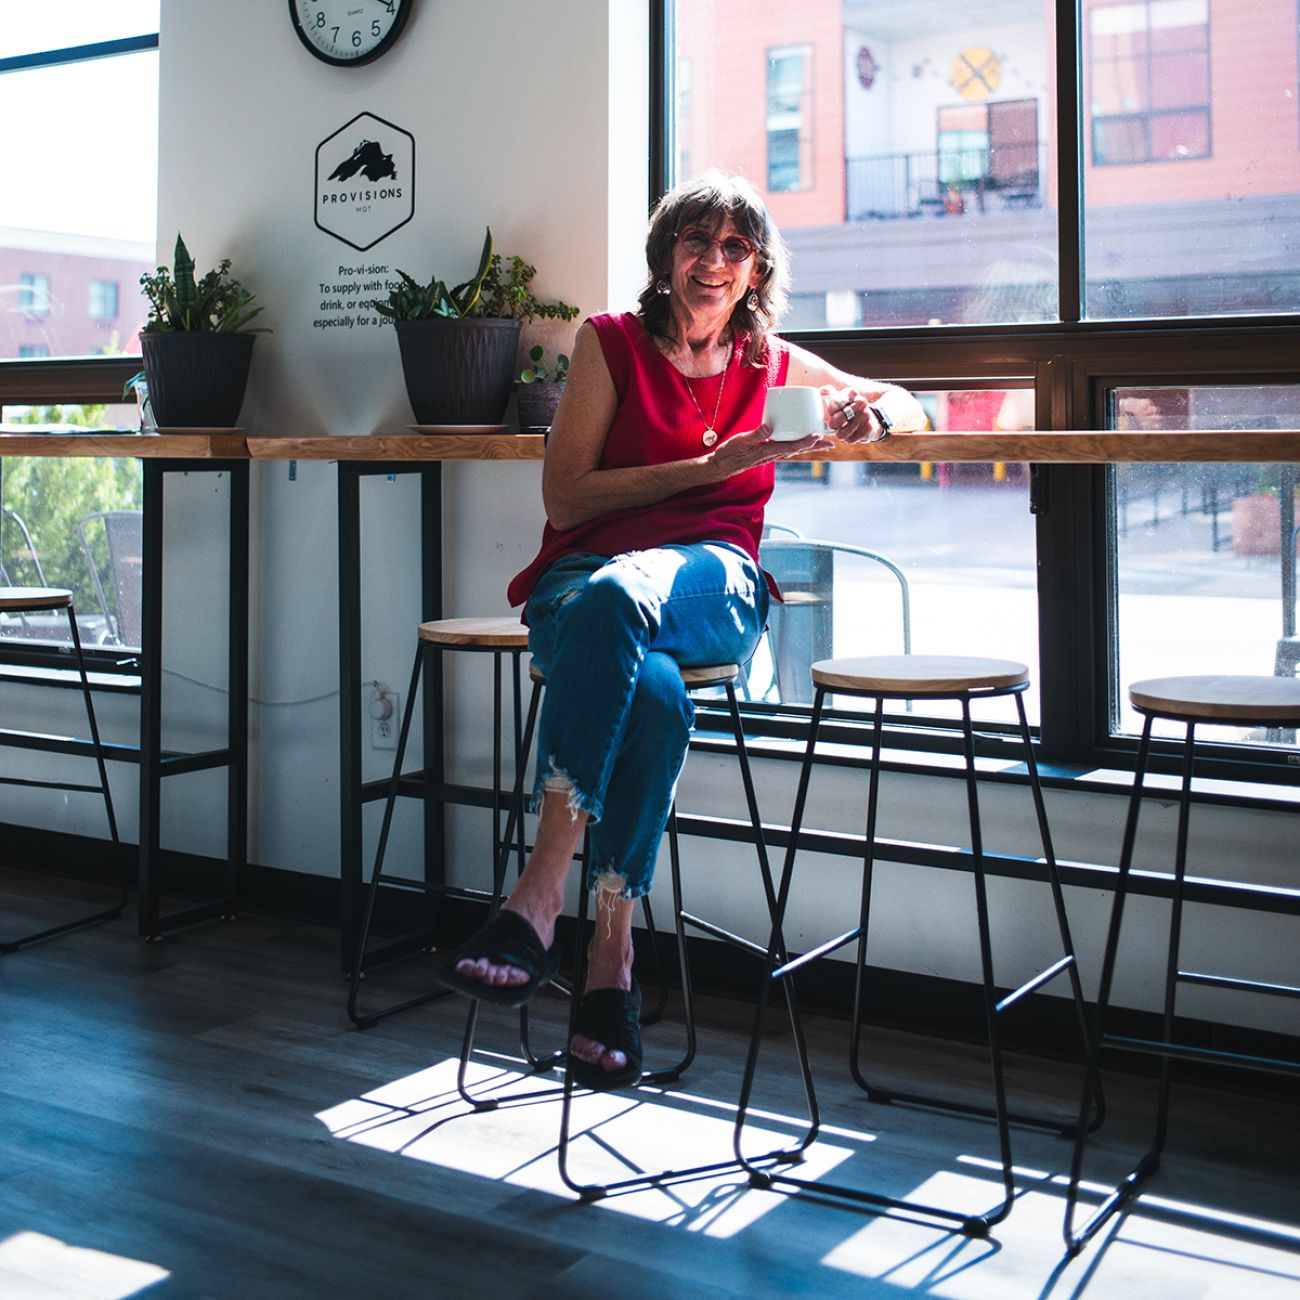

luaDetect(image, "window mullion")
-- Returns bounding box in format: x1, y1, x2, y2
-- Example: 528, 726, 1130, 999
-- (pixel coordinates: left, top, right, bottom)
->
1056, 0, 1084, 322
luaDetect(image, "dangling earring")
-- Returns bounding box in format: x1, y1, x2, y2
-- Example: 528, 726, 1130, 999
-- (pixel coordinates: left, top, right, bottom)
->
656, 279, 671, 296
747, 290, 760, 311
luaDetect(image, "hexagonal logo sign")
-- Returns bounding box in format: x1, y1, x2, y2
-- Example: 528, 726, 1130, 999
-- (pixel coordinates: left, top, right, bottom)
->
315, 112, 414, 251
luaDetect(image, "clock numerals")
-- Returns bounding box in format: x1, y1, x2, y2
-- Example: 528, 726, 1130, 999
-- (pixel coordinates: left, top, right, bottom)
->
291, 0, 410, 66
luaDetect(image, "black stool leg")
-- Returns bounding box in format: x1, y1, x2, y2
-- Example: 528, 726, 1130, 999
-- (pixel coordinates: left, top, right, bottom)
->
347, 642, 447, 1026
1065, 716, 1161, 1253
734, 687, 831, 1182
1015, 691, 1105, 1133
848, 698, 886, 1098
962, 696, 1017, 1227
1, 603, 127, 953
850, 691, 1098, 1141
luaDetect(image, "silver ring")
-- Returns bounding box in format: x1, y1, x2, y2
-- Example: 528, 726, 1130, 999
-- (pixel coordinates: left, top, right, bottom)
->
841, 403, 855, 420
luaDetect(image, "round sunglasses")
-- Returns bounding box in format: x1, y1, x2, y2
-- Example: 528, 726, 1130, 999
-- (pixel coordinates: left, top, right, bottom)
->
675, 227, 758, 264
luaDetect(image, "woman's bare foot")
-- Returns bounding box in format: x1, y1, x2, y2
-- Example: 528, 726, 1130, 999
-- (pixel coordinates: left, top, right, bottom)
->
452, 791, 584, 992
570, 892, 635, 1074
452, 891, 561, 990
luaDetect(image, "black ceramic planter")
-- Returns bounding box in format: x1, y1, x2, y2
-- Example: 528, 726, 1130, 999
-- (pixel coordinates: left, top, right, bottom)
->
395, 317, 522, 426
515, 379, 565, 432
141, 331, 256, 428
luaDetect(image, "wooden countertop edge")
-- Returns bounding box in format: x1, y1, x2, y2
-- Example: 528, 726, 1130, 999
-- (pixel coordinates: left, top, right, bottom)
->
243, 430, 1300, 463
0, 432, 248, 458
4, 430, 1299, 463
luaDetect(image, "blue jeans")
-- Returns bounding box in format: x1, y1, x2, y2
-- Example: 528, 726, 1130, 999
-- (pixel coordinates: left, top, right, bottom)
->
523, 542, 769, 899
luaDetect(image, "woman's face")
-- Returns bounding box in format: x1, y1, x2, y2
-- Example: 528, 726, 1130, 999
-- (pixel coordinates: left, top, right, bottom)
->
667, 215, 763, 325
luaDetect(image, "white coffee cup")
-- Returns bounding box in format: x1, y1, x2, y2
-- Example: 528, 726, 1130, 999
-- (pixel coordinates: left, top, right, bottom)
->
764, 385, 825, 441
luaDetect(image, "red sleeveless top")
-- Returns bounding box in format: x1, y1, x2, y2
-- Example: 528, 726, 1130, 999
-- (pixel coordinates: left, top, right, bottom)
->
507, 311, 789, 607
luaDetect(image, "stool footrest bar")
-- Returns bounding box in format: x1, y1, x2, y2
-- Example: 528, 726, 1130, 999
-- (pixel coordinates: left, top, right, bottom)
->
995, 954, 1075, 1013
0, 775, 103, 793
771, 927, 863, 981
678, 911, 768, 958
1102, 1033, 1300, 1075
864, 1084, 1076, 1136
1177, 970, 1300, 1000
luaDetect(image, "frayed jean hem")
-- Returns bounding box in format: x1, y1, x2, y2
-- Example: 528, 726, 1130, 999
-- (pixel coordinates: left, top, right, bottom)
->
528, 762, 603, 825
588, 865, 652, 902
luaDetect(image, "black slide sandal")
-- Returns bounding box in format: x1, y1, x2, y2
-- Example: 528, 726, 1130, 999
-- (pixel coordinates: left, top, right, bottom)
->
569, 979, 644, 1092
432, 909, 561, 1009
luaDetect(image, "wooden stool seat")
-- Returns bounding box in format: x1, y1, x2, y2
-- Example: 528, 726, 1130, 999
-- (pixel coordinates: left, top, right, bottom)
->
0, 586, 74, 612
1129, 674, 1300, 724
418, 616, 528, 648
529, 660, 739, 688
812, 653, 1029, 695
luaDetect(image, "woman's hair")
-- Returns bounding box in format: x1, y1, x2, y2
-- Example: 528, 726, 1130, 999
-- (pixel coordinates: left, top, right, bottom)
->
637, 171, 790, 367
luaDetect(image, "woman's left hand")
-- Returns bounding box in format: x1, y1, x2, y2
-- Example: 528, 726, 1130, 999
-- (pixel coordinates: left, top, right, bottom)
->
821, 386, 890, 444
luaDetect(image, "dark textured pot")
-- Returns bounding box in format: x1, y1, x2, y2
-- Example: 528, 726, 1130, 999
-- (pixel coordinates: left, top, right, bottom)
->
395, 317, 522, 426
515, 379, 565, 432
141, 331, 256, 429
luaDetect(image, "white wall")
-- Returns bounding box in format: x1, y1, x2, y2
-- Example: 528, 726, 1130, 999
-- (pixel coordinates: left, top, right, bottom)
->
3, 0, 1294, 1039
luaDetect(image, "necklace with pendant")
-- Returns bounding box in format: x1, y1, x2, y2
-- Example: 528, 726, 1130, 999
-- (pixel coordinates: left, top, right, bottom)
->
680, 337, 733, 447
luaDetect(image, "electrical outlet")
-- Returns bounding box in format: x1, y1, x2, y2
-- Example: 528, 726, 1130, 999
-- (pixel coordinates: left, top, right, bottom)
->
369, 684, 400, 750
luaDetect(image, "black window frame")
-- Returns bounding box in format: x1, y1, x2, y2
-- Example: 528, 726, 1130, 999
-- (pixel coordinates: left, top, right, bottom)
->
0, 35, 158, 676
651, 0, 1300, 785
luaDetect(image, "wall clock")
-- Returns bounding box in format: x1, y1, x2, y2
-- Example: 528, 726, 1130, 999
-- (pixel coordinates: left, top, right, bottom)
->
289, 0, 413, 67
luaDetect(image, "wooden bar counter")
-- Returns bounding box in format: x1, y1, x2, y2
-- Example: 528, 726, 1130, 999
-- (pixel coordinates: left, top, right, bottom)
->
9, 429, 1295, 464
243, 429, 1300, 463
0, 431, 249, 459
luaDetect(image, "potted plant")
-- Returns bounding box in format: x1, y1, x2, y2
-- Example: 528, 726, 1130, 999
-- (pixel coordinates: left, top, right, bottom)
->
515, 345, 570, 432
375, 228, 576, 427
132, 234, 267, 429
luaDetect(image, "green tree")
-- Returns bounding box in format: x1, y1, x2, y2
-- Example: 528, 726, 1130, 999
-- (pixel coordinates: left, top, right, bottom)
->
1, 405, 142, 623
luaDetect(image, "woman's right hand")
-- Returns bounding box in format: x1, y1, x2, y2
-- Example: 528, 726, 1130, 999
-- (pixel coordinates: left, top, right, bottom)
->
705, 423, 833, 481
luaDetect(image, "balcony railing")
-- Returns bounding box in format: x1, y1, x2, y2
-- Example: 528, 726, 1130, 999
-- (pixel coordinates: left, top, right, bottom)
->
846, 144, 1045, 221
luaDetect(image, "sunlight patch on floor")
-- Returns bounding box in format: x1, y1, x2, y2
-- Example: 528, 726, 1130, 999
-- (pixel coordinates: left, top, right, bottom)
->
0, 1232, 169, 1300
315, 1056, 855, 1237
822, 1164, 1300, 1299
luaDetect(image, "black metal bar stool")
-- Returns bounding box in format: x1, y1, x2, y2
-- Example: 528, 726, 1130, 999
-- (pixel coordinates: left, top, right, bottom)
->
347, 616, 533, 1028
0, 587, 125, 951
1064, 674, 1300, 1255
454, 659, 813, 1201
735, 653, 1098, 1237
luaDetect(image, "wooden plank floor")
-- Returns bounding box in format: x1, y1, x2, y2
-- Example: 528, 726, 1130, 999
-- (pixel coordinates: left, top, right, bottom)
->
1, 871, 1297, 1300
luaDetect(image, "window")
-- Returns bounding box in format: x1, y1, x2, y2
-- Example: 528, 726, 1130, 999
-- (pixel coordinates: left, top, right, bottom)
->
662, 0, 1300, 774
0, 10, 158, 360
937, 100, 1041, 196
1108, 385, 1300, 746
18, 273, 50, 317
1089, 0, 1211, 166
758, 386, 1040, 727
1082, 0, 1297, 319
766, 45, 811, 193
0, 10, 158, 663
89, 279, 120, 321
